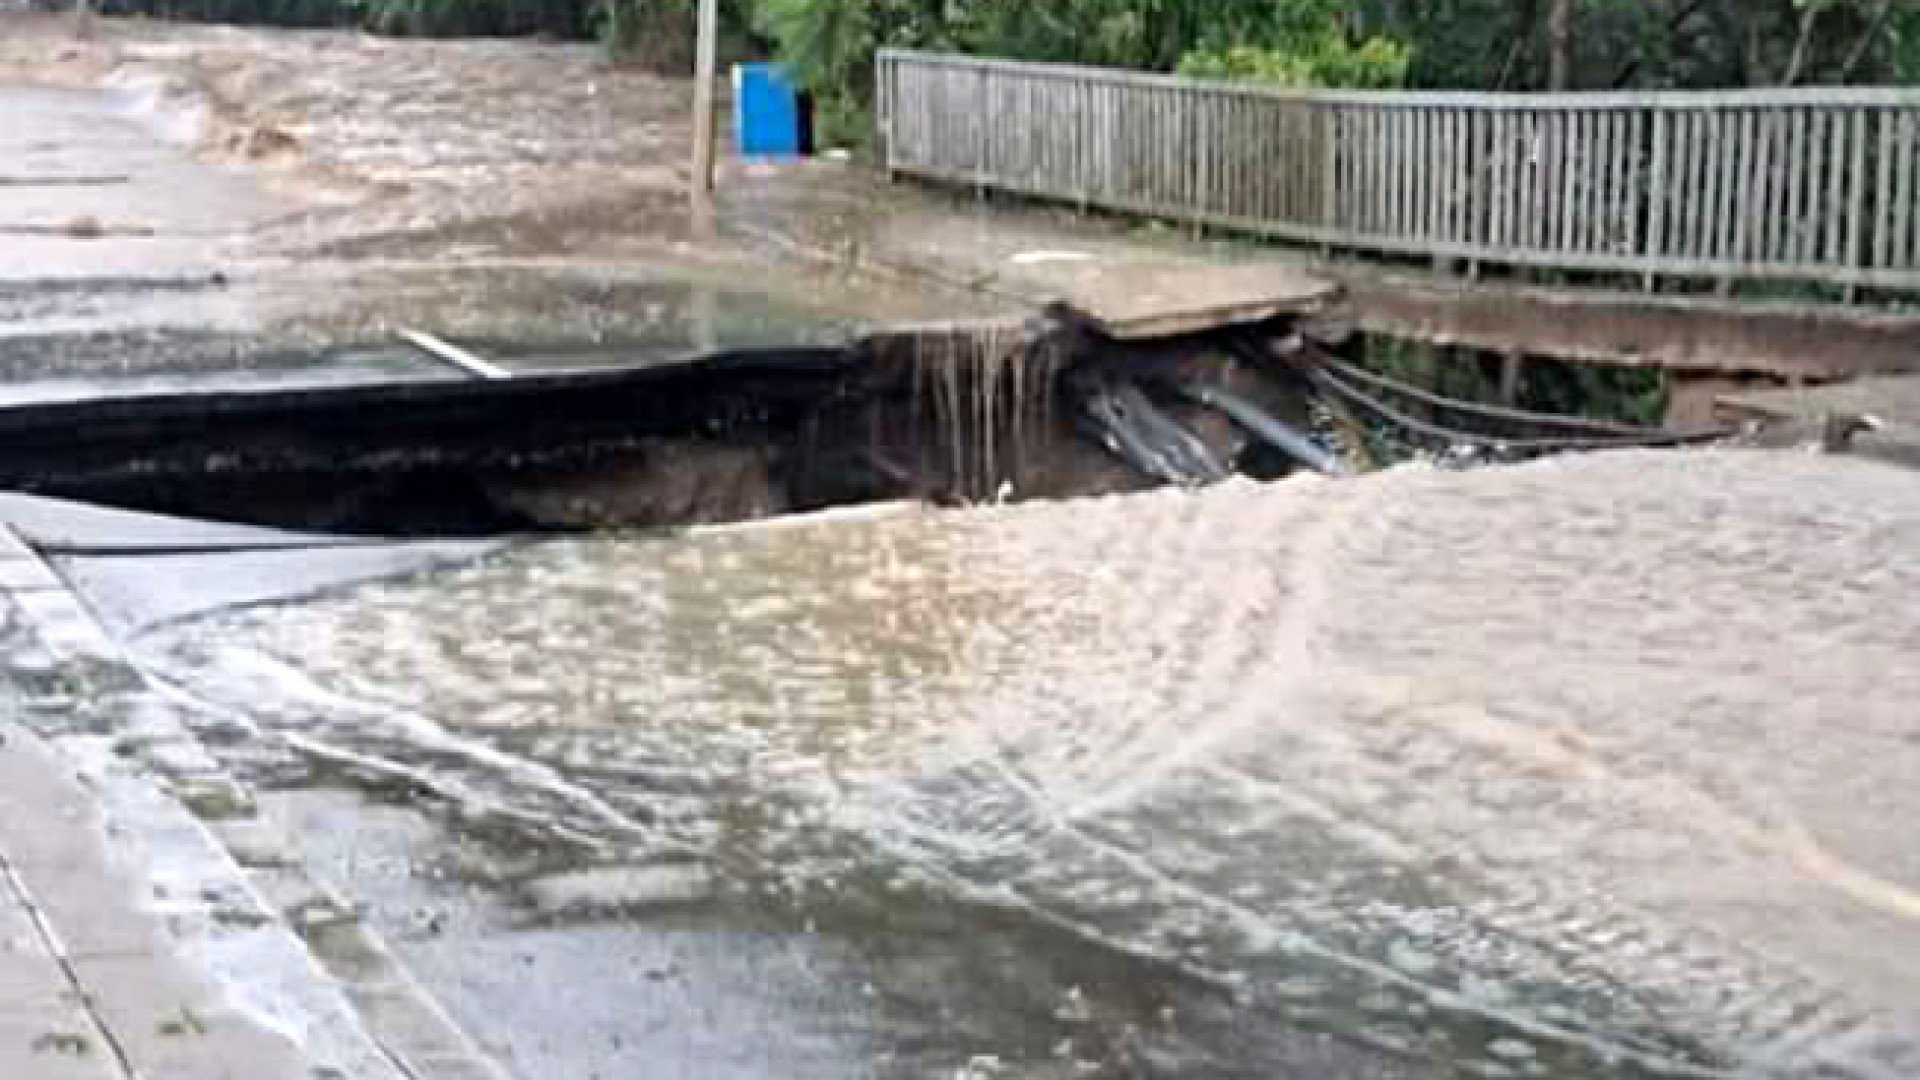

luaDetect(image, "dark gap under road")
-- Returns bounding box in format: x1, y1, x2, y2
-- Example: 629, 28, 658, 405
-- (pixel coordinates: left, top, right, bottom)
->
0, 311, 1340, 538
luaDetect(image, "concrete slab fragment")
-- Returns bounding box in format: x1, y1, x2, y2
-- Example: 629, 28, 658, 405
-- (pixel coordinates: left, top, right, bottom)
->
0, 493, 376, 553
57, 541, 499, 634
1058, 262, 1337, 340
1718, 374, 1920, 428
1716, 375, 1920, 469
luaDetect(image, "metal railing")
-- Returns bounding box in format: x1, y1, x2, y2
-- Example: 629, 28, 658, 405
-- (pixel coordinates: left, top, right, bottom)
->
877, 49, 1920, 294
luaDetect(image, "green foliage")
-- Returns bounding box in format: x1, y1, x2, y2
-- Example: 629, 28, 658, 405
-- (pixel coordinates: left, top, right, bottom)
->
1522, 362, 1669, 428
1357, 338, 1669, 453
1893, 8, 1920, 81
594, 0, 760, 67
755, 0, 1418, 146
89, 1, 1920, 92
751, 0, 876, 94
1377, 0, 1920, 90
1176, 37, 1411, 90
593, 0, 693, 64
750, 0, 894, 145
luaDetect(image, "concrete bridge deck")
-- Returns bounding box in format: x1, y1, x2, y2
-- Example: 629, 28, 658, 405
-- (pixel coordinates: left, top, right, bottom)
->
809, 184, 1920, 386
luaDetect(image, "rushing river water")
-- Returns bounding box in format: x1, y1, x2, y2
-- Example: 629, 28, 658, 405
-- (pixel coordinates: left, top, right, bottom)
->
130, 451, 1920, 1080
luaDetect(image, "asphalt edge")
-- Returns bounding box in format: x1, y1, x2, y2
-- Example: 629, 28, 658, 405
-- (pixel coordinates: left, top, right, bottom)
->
0, 523, 512, 1080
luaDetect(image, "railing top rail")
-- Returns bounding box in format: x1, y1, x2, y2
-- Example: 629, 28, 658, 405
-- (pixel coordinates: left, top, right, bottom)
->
878, 47, 1920, 110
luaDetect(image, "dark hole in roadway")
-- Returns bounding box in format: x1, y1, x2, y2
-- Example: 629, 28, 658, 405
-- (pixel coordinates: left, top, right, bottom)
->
0, 319, 1322, 537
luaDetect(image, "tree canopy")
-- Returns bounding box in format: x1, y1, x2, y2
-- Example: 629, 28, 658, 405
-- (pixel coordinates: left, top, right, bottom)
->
745, 0, 1920, 144
86, 0, 1920, 102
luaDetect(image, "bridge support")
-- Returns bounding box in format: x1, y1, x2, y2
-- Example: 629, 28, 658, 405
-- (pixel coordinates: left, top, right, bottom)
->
1333, 276, 1920, 383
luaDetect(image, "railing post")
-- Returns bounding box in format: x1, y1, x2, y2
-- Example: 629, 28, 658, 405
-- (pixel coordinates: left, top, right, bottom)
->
689, 0, 719, 198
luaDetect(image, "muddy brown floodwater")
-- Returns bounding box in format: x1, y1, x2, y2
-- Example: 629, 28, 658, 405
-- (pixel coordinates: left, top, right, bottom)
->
0, 18, 991, 398
128, 450, 1920, 1080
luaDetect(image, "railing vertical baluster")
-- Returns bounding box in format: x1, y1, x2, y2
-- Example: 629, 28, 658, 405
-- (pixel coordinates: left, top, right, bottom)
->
1387, 106, 1402, 239
1763, 110, 1788, 264
1875, 106, 1897, 274
1582, 108, 1597, 253
1389, 106, 1403, 239
1635, 107, 1666, 278
1372, 105, 1386, 238
1514, 108, 1530, 254
1725, 108, 1755, 274
1786, 108, 1809, 266
1405, 105, 1420, 239
1843, 109, 1866, 287
1645, 109, 1670, 286
1894, 110, 1917, 272
1415, 106, 1433, 243
1159, 83, 1175, 213
1358, 106, 1374, 237
1438, 108, 1456, 247
1280, 98, 1297, 223
1822, 110, 1844, 268
1324, 104, 1342, 235
1484, 106, 1500, 253
1618, 110, 1641, 258
1519, 110, 1538, 254
1442, 108, 1459, 246
1578, 109, 1598, 254
1598, 109, 1617, 255
1284, 98, 1300, 223
1682, 110, 1706, 261
1391, 106, 1404, 239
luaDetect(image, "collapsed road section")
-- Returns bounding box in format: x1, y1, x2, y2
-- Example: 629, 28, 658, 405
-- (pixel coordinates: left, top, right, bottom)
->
0, 307, 1337, 535
0, 304, 1722, 538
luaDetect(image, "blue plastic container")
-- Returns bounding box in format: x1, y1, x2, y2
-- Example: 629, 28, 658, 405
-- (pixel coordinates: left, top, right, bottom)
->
734, 63, 808, 158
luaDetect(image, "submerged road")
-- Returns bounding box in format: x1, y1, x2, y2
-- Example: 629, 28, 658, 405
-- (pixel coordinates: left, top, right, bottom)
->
0, 79, 891, 405
0, 81, 457, 400
31, 451, 1915, 1080
5, 69, 1920, 1080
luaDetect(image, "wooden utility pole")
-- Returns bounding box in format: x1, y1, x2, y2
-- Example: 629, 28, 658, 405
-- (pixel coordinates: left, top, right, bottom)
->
690, 0, 720, 198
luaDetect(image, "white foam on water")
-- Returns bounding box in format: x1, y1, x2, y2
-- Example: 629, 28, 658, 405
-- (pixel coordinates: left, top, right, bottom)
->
131, 453, 1920, 1078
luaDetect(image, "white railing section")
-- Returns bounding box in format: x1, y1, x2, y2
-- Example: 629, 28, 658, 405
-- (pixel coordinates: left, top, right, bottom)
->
877, 49, 1920, 293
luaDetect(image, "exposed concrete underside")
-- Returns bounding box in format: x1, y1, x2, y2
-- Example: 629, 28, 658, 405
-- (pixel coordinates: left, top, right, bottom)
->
1716, 375, 1920, 468
1333, 274, 1920, 380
